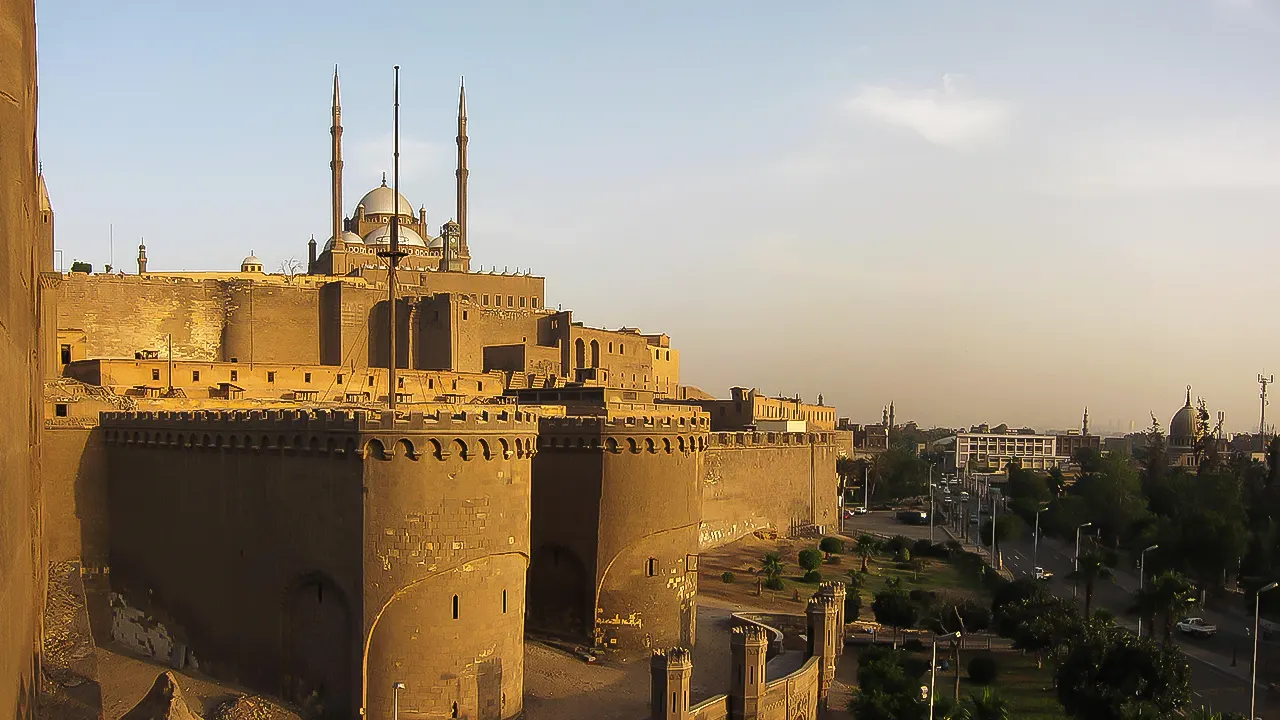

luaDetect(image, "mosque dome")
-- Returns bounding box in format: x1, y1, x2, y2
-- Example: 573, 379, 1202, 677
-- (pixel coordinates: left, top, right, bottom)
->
1169, 387, 1200, 447
355, 180, 415, 218
241, 253, 264, 273
323, 231, 364, 252
362, 223, 428, 248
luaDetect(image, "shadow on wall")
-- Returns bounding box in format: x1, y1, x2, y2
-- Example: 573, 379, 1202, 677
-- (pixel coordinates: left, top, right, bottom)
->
282, 572, 353, 719
526, 545, 590, 641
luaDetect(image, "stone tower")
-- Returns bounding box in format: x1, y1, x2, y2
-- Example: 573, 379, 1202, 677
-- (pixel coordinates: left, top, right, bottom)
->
650, 647, 692, 720
729, 625, 768, 720
329, 66, 345, 252
817, 581, 847, 656
806, 595, 840, 707
137, 240, 147, 274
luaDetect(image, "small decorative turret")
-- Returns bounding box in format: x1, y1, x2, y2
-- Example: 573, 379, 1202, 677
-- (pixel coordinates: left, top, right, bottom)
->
806, 595, 841, 707
817, 581, 847, 655
650, 648, 692, 720
137, 239, 148, 274
730, 626, 768, 720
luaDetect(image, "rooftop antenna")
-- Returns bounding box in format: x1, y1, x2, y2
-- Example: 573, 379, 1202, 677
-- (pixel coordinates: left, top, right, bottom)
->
377, 65, 408, 410
1260, 373, 1274, 452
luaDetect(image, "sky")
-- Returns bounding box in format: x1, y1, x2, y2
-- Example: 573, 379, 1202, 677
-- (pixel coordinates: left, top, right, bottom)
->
34, 0, 1280, 433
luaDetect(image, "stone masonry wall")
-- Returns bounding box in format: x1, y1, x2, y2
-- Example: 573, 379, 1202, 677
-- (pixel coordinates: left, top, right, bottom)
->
0, 0, 43, 716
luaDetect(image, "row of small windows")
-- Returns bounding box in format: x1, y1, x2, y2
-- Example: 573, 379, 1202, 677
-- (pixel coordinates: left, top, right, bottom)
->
148, 368, 471, 391
652, 348, 672, 362
480, 294, 539, 310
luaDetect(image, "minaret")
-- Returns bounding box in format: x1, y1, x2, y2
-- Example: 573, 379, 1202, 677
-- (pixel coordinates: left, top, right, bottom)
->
330, 66, 345, 252
454, 76, 470, 272
1083, 407, 1090, 436
137, 239, 147, 274
307, 234, 317, 272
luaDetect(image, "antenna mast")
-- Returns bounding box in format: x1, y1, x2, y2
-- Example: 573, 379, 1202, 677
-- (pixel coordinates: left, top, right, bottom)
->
1260, 373, 1274, 452
378, 66, 407, 410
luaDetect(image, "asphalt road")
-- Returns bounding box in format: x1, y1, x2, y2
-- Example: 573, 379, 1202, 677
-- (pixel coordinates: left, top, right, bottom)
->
845, 509, 1278, 717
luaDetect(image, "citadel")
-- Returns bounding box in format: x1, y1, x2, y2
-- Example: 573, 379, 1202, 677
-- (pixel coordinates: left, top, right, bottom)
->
0, 10, 851, 719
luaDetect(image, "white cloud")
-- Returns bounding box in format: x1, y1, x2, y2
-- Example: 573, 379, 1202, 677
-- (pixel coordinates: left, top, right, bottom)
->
1068, 120, 1280, 189
347, 132, 443, 184
847, 74, 1013, 150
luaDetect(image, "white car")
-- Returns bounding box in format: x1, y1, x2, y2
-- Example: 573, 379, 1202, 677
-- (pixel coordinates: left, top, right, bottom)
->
1033, 567, 1053, 581
1176, 617, 1218, 638
853, 506, 869, 515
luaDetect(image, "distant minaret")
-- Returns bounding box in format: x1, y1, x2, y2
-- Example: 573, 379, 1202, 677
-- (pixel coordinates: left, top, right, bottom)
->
137, 239, 147, 274
454, 76, 470, 272
1083, 407, 1090, 436
889, 402, 895, 429
307, 234, 317, 272
882, 406, 889, 427
330, 66, 345, 252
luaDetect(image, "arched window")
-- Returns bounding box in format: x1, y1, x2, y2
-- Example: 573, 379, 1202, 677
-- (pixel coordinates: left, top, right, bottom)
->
574, 338, 586, 369
590, 340, 600, 368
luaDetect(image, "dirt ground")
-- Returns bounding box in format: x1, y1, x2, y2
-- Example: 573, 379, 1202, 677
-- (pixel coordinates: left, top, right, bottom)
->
696, 532, 847, 613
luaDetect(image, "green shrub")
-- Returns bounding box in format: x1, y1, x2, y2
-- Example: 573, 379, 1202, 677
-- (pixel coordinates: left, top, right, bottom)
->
764, 576, 785, 591
820, 537, 845, 556
894, 548, 912, 563
845, 590, 862, 621
967, 653, 998, 685
801, 569, 822, 583
798, 548, 823, 572
721, 571, 735, 584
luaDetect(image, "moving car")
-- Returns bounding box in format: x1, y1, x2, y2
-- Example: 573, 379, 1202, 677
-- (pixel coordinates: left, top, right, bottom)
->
1033, 567, 1053, 581
1176, 617, 1218, 638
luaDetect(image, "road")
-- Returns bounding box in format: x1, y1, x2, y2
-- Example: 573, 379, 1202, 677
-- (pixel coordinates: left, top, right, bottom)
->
844, 510, 1278, 717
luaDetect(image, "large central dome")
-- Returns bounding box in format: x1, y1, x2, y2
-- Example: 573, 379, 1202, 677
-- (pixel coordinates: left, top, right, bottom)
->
355, 180, 415, 218
362, 223, 429, 248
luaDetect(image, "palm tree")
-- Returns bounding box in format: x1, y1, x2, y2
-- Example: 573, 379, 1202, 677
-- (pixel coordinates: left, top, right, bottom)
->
962, 688, 1010, 720
1067, 549, 1113, 616
855, 534, 881, 573
1131, 570, 1196, 646
761, 552, 784, 584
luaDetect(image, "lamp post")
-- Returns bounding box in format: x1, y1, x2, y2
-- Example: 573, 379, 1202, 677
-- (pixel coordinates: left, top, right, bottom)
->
1074, 522, 1093, 600
929, 631, 961, 720
863, 465, 870, 511
392, 682, 406, 720
1033, 504, 1049, 569
929, 463, 935, 544
1137, 544, 1159, 638
1253, 582, 1278, 720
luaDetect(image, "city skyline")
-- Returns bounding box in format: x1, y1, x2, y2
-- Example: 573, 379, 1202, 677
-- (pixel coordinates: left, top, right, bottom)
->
34, 0, 1280, 429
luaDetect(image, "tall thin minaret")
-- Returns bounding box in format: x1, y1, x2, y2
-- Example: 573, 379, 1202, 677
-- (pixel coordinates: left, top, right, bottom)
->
330, 66, 345, 250
455, 76, 470, 272
1083, 407, 1090, 436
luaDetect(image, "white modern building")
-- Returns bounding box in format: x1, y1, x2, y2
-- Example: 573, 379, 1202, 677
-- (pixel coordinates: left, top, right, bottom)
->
954, 429, 1061, 471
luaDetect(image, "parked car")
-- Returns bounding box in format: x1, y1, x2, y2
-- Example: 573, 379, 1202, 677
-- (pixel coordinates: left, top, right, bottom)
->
1033, 567, 1053, 581
854, 506, 869, 515
1176, 617, 1218, 638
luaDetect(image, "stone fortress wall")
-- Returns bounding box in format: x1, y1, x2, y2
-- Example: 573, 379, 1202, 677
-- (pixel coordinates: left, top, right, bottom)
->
96, 407, 537, 720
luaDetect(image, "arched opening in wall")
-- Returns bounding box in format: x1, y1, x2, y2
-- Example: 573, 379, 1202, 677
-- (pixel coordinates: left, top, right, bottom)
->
527, 545, 591, 640
574, 338, 585, 369
282, 573, 353, 718
363, 438, 387, 460
590, 340, 600, 368
395, 438, 415, 459
479, 438, 491, 459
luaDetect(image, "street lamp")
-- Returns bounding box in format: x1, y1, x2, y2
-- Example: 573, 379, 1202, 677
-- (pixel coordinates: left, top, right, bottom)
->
1253, 582, 1278, 720
929, 631, 961, 720
1033, 504, 1049, 569
1137, 544, 1159, 638
1074, 522, 1093, 600
929, 463, 935, 544
392, 682, 406, 720
863, 465, 870, 511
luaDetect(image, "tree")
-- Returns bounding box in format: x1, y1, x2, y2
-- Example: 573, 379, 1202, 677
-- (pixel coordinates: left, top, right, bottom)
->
846, 589, 863, 621
799, 548, 823, 573
1055, 624, 1191, 720
1130, 570, 1196, 646
761, 552, 784, 590
70, 260, 92, 273
279, 257, 304, 280
980, 515, 1023, 548
961, 688, 1010, 720
855, 534, 882, 573
819, 536, 844, 560
848, 646, 932, 720
1068, 550, 1114, 617
872, 587, 918, 648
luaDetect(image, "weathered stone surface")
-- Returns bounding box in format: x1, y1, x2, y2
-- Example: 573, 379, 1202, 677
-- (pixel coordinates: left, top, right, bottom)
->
120, 672, 202, 720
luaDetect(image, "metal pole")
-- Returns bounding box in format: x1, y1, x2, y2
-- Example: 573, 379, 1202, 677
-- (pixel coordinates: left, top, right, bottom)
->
388, 65, 400, 410
864, 465, 869, 510
1255, 582, 1278, 720
929, 464, 935, 544
1138, 544, 1158, 638
929, 637, 938, 720
393, 682, 405, 720
1033, 508, 1041, 568
1074, 523, 1092, 601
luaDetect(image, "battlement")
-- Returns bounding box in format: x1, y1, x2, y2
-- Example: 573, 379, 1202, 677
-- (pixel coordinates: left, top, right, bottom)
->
730, 624, 769, 646
540, 413, 708, 432
101, 406, 539, 433
708, 430, 837, 449
805, 595, 840, 614
651, 647, 693, 669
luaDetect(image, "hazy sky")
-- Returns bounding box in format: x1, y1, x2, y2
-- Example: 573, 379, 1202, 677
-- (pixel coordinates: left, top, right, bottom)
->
35, 0, 1280, 433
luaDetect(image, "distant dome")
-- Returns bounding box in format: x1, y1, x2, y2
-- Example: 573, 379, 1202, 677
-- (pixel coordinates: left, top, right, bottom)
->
362, 223, 428, 248
355, 181, 415, 218
323, 231, 364, 252
1169, 387, 1200, 447
241, 253, 264, 273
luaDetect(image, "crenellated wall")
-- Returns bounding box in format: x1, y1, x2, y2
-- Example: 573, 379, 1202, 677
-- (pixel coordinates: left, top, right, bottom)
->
699, 432, 841, 550
531, 411, 709, 656
98, 406, 537, 719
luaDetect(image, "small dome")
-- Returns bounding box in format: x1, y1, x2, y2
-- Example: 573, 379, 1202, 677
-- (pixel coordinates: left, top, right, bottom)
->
1169, 387, 1200, 446
242, 254, 260, 265
362, 223, 428, 248
354, 181, 415, 218
241, 253, 264, 273
323, 231, 364, 252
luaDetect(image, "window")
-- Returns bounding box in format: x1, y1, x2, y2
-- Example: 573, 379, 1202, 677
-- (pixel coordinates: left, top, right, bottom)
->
304, 372, 312, 383
532, 296, 539, 308
462, 310, 468, 320
520, 296, 526, 308
152, 369, 160, 381
55, 404, 67, 417
368, 375, 375, 386
665, 351, 670, 361
686, 554, 698, 571
507, 295, 513, 307
60, 344, 71, 364
336, 373, 344, 384
609, 342, 613, 353
502, 589, 507, 613
230, 370, 238, 382
483, 294, 489, 305
620, 344, 625, 354
428, 378, 434, 389
398, 377, 404, 388
267, 371, 276, 383
192, 370, 200, 382
452, 594, 459, 619
646, 558, 658, 577
478, 381, 483, 391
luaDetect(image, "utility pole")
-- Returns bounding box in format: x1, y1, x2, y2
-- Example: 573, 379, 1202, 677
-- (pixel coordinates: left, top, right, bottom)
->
1260, 373, 1273, 453
378, 66, 407, 410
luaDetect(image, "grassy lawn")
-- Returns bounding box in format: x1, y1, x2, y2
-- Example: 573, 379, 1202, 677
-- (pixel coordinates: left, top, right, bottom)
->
904, 649, 1066, 720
